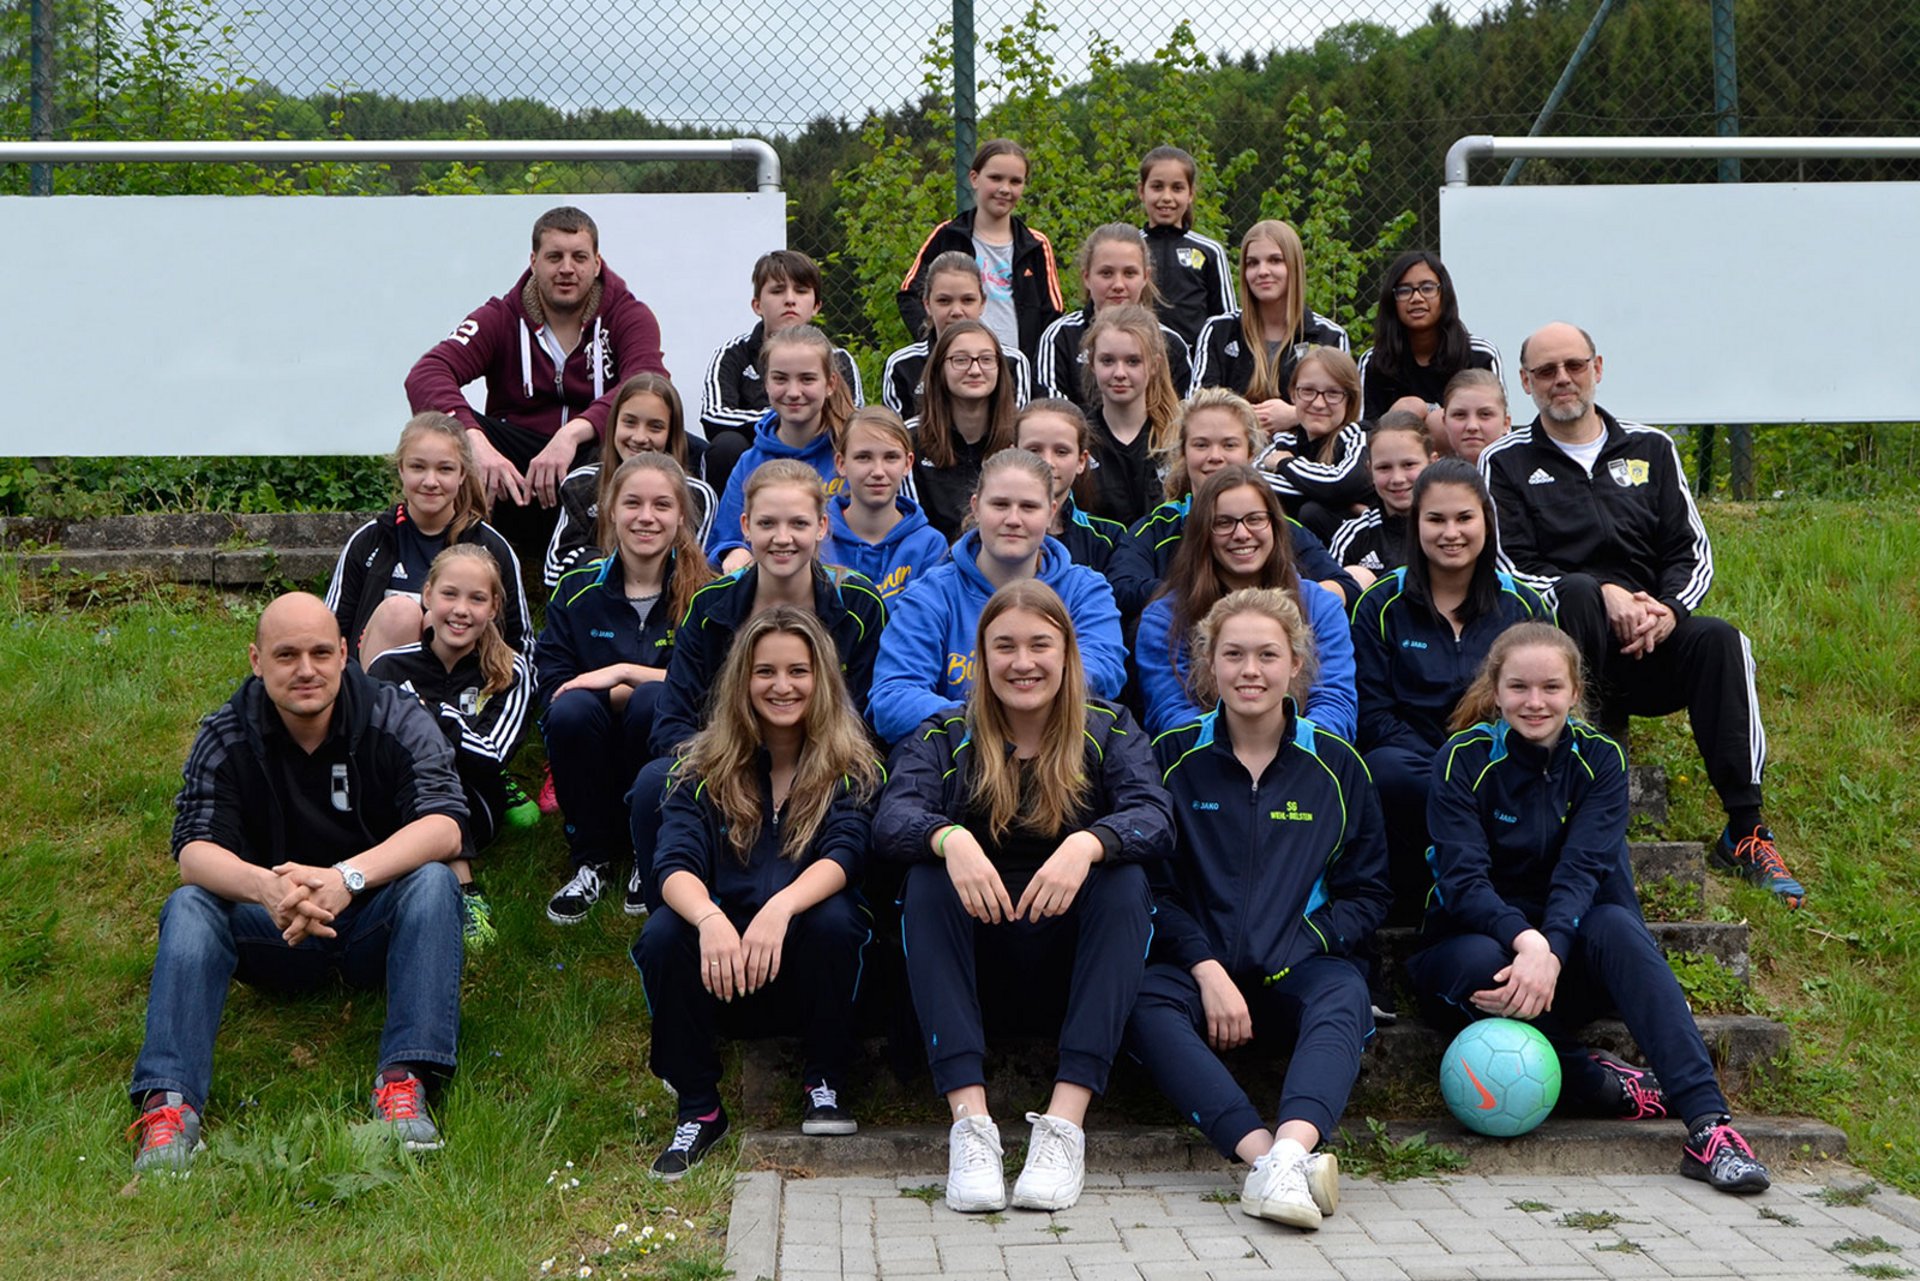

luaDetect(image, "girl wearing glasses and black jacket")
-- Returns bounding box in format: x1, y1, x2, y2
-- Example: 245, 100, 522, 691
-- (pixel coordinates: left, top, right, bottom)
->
1355, 251, 1501, 422
1135, 465, 1356, 738
905, 319, 1021, 542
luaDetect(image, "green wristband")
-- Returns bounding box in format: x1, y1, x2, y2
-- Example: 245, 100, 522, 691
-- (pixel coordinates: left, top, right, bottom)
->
936, 825, 960, 857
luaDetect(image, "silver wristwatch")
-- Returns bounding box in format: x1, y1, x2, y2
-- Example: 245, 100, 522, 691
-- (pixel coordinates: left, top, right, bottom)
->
332, 862, 367, 896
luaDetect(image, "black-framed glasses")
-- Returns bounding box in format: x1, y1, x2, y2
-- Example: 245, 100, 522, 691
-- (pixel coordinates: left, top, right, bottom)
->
1210, 511, 1273, 535
1526, 356, 1593, 380
1392, 281, 1441, 300
946, 352, 997, 371
1295, 386, 1347, 406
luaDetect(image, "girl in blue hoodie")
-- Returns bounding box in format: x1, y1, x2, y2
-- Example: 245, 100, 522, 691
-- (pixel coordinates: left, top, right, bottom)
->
1128, 587, 1388, 1230
706, 325, 854, 567
1135, 465, 1356, 738
867, 449, 1127, 744
823, 407, 950, 600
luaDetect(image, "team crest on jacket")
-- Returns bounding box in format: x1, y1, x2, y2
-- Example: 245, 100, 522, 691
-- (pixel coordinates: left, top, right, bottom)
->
1224, 339, 1240, 357
1607, 458, 1650, 487
1177, 247, 1206, 270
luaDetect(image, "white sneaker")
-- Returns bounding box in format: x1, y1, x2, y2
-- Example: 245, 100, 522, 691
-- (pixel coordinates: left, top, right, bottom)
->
1010, 1112, 1085, 1211
1304, 1151, 1340, 1216
945, 1115, 1007, 1213
1240, 1150, 1322, 1230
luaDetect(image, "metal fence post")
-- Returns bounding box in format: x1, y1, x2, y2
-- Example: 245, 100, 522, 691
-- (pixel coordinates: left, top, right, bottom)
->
952, 0, 976, 213
29, 0, 54, 196
1500, 0, 1619, 187
1711, 0, 1753, 497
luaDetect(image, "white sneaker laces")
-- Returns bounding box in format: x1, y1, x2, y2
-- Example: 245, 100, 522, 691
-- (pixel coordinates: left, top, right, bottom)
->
954, 1119, 1003, 1173
561, 865, 603, 899
1024, 1112, 1077, 1172
667, 1119, 703, 1153
807, 1084, 839, 1110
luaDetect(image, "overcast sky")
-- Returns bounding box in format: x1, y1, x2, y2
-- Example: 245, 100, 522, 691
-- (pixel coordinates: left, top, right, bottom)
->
221, 0, 1496, 126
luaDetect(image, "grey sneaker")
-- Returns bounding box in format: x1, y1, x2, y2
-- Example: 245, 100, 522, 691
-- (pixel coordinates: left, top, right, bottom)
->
372, 1072, 443, 1151
129, 1091, 203, 1174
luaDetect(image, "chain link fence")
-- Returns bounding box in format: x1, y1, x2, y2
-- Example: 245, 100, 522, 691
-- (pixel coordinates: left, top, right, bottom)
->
5, 0, 1918, 495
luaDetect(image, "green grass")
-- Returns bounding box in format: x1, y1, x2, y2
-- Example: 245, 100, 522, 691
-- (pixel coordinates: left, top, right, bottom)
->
4, 497, 1920, 1274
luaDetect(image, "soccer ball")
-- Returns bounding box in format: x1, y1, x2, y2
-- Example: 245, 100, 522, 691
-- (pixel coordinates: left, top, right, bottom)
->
1439, 1018, 1562, 1137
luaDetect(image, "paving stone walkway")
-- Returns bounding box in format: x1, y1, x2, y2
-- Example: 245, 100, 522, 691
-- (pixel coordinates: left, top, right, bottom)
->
726, 1167, 1920, 1281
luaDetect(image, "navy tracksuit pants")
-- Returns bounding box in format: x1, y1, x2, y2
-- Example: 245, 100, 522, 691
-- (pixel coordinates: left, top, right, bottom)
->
1124, 954, 1372, 1159
545, 681, 663, 871
627, 754, 676, 911
632, 892, 870, 1119
1363, 743, 1440, 927
1404, 902, 1728, 1123
900, 860, 1152, 1098
1554, 573, 1764, 818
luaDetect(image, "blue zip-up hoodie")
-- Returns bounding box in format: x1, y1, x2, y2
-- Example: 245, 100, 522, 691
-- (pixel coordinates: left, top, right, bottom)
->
705, 409, 845, 559
533, 553, 690, 709
1350, 568, 1552, 755
866, 532, 1128, 744
1424, 718, 1634, 964
1115, 496, 1362, 611
1135, 578, 1357, 739
652, 749, 882, 913
1152, 704, 1388, 977
874, 702, 1173, 868
651, 562, 888, 758
823, 493, 950, 601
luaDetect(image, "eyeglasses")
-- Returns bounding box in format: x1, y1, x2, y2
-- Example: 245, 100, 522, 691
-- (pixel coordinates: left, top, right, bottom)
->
946, 353, 997, 371
1294, 387, 1347, 406
1392, 281, 1441, 300
1210, 511, 1272, 535
1526, 356, 1593, 381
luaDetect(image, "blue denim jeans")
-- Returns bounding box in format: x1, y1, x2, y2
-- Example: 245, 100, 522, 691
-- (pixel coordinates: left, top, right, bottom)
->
129, 862, 463, 1112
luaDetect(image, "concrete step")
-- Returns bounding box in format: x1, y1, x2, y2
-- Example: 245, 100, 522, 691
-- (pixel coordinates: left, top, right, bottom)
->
739, 1113, 1845, 1178
1628, 764, 1667, 824
1375, 919, 1748, 990
1632, 840, 1706, 890
738, 1013, 1788, 1126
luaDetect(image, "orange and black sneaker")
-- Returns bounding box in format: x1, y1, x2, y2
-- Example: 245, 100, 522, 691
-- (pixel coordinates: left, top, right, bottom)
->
129, 1091, 203, 1174
372, 1071, 443, 1151
1711, 824, 1805, 910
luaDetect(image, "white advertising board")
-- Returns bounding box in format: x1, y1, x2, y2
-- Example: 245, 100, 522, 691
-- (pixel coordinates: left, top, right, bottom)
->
0, 192, 785, 454
1440, 182, 1920, 424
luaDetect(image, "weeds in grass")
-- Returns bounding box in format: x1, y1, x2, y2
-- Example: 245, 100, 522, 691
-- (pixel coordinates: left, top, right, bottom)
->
979, 1212, 1007, 1225
1595, 1238, 1643, 1253
1757, 1205, 1801, 1226
899, 1184, 943, 1204
1199, 1188, 1239, 1204
1820, 1182, 1881, 1207
1638, 875, 1706, 923
1559, 1210, 1630, 1232
1041, 1223, 1070, 1238
1666, 949, 1759, 1015
1845, 1264, 1913, 1279
1510, 1199, 1553, 1213
1331, 1118, 1466, 1182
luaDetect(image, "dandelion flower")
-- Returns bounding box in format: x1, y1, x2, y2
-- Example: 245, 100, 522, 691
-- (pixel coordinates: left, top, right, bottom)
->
613, 1223, 630, 1236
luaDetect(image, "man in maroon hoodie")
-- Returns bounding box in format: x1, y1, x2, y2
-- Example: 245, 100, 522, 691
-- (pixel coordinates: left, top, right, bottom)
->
405, 206, 668, 560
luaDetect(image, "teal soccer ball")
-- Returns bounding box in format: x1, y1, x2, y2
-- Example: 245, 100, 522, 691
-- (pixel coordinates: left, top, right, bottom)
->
1439, 1018, 1562, 1137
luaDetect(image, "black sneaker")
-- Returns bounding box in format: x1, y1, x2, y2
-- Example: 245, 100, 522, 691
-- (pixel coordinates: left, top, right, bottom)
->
651, 1110, 729, 1180
1590, 1053, 1667, 1119
547, 863, 609, 925
1681, 1118, 1771, 1194
623, 864, 649, 918
800, 1082, 858, 1136
1711, 824, 1805, 910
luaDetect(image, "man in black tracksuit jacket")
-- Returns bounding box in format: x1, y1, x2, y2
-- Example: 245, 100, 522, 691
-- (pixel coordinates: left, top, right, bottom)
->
1481, 321, 1803, 908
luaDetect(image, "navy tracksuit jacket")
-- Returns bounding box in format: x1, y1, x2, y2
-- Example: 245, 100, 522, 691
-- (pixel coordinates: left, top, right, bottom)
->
1124, 706, 1390, 1155
1406, 717, 1729, 1123
874, 702, 1174, 1096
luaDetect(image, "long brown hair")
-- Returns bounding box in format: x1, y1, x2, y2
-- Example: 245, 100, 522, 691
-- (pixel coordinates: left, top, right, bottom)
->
761, 324, 853, 444
675, 607, 881, 863
395, 412, 488, 543
1288, 346, 1363, 464
597, 374, 692, 495
597, 453, 715, 627
1162, 388, 1258, 502
1447, 622, 1587, 734
964, 580, 1091, 842
1156, 464, 1298, 677
917, 319, 1017, 468
1082, 303, 1182, 458
1235, 220, 1307, 403
422, 545, 516, 697
1189, 587, 1318, 711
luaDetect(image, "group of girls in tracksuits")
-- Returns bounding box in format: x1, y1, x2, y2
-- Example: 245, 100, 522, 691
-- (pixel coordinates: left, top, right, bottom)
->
315, 135, 1771, 1212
